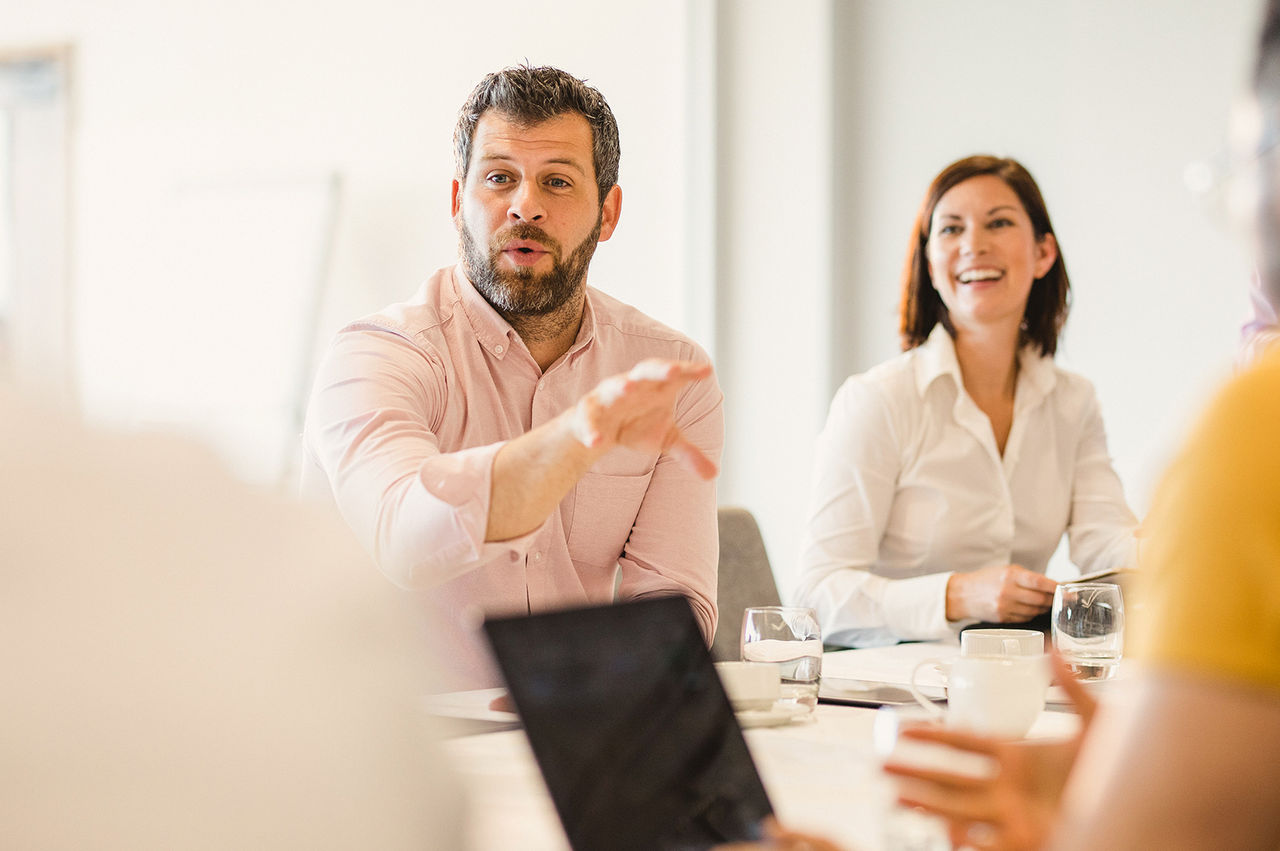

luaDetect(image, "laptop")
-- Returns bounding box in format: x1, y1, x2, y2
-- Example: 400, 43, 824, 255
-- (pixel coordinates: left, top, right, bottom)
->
483, 597, 773, 851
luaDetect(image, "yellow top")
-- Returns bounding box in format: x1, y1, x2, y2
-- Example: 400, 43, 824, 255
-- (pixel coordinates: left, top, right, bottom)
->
1134, 345, 1280, 692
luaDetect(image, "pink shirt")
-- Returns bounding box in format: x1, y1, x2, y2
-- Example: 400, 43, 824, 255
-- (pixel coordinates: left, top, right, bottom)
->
303, 265, 723, 688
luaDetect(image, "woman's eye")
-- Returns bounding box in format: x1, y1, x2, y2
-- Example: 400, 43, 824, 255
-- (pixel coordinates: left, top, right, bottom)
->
989, 217, 1013, 228
937, 224, 960, 236
487, 174, 511, 185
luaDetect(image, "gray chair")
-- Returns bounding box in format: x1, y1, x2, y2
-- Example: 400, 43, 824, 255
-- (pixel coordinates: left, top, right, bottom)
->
712, 506, 782, 662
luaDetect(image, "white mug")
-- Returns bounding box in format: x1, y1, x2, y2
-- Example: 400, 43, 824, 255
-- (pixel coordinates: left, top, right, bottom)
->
909, 654, 1049, 738
714, 661, 781, 711
961, 628, 1044, 657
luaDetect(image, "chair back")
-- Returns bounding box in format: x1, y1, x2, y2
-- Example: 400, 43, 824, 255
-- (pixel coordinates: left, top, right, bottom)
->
712, 506, 782, 662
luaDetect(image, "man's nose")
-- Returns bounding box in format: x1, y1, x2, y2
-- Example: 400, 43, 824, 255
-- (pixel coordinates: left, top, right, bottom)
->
507, 181, 546, 223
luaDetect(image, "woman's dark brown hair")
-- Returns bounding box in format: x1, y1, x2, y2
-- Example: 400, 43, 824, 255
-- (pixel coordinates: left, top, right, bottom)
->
898, 155, 1070, 356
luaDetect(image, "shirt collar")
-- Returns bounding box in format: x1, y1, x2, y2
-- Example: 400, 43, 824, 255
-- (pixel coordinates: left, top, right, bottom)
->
1014, 339, 1058, 407
564, 288, 598, 361
913, 324, 964, 395
452, 263, 521, 359
913, 323, 1058, 400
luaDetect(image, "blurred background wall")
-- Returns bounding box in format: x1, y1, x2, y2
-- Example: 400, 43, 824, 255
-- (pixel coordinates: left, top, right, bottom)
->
0, 0, 1263, 597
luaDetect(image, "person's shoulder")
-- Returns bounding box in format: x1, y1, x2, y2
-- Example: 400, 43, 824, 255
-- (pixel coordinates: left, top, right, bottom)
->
1195, 348, 1280, 453
587, 286, 709, 361
341, 266, 458, 344
826, 349, 922, 431
1035, 357, 1105, 410
833, 348, 920, 404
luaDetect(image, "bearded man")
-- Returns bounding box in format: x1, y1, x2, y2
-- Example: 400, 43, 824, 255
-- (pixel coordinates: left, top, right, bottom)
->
303, 65, 722, 688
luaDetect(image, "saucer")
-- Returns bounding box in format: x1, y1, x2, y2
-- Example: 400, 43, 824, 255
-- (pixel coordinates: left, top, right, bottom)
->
1045, 676, 1113, 706
735, 703, 811, 729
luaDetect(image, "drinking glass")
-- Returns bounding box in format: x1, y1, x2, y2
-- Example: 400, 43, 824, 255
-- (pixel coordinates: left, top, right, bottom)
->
873, 706, 952, 851
740, 606, 821, 714
1052, 582, 1124, 681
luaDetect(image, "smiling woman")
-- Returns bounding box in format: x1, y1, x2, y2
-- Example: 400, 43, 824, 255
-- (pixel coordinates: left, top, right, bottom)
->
794, 155, 1139, 649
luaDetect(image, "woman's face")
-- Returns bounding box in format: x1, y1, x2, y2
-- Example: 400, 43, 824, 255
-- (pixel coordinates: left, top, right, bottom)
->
925, 174, 1058, 335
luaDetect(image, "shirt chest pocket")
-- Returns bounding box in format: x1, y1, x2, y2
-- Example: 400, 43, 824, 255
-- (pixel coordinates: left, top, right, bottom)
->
566, 470, 654, 570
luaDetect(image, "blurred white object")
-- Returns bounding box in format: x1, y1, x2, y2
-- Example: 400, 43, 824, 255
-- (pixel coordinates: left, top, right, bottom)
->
0, 385, 461, 849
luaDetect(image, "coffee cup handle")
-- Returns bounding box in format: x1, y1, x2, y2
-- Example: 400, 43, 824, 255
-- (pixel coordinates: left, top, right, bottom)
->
909, 658, 947, 721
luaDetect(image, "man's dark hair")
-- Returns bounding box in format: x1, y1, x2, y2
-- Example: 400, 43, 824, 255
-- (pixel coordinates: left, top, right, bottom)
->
899, 154, 1070, 357
453, 64, 621, 204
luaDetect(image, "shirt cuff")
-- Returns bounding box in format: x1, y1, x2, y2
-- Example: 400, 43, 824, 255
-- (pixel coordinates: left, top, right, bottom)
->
880, 571, 960, 641
393, 442, 540, 585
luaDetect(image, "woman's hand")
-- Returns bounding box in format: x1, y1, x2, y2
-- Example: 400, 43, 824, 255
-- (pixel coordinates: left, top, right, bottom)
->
883, 654, 1098, 851
945, 564, 1056, 622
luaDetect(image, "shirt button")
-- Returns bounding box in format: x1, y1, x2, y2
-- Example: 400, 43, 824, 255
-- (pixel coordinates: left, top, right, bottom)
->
538, 381, 545, 391
495, 344, 504, 354
532, 552, 543, 562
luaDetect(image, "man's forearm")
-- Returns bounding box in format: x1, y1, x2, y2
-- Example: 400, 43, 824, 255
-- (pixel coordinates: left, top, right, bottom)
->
486, 410, 605, 542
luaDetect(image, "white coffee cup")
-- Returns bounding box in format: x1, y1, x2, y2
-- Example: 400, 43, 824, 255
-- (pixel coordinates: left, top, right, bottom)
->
714, 661, 781, 711
961, 628, 1044, 657
909, 654, 1049, 738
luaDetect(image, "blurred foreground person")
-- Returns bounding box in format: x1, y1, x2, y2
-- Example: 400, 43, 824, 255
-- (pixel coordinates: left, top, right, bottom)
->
880, 4, 1280, 848
0, 386, 461, 848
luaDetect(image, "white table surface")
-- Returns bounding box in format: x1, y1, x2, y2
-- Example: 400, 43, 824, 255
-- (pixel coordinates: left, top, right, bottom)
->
439, 641, 1083, 851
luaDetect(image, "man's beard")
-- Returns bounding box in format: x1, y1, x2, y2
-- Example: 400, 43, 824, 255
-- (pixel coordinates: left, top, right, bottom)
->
460, 217, 602, 319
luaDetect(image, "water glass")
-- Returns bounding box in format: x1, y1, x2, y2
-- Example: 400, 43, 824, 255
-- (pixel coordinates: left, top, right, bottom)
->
873, 706, 952, 851
740, 606, 821, 714
1052, 582, 1124, 681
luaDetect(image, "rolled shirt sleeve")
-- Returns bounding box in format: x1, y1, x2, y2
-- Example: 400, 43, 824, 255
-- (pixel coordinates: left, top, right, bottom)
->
303, 326, 538, 589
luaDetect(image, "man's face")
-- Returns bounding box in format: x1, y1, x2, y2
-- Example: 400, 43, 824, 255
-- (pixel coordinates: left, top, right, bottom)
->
452, 111, 621, 318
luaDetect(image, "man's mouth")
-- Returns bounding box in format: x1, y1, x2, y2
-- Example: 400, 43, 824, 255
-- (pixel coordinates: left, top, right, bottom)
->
500, 238, 552, 267
503, 239, 549, 254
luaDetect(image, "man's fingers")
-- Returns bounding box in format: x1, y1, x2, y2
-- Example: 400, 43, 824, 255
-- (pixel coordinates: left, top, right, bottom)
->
627, 358, 711, 384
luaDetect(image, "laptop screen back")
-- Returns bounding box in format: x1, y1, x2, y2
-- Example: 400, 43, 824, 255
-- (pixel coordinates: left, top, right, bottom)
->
484, 597, 773, 851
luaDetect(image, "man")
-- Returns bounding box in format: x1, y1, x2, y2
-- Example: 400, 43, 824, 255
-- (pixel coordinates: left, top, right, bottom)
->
877, 5, 1280, 848
303, 65, 723, 688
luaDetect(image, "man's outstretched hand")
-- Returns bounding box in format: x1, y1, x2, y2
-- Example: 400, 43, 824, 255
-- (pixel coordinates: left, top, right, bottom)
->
570, 359, 717, 479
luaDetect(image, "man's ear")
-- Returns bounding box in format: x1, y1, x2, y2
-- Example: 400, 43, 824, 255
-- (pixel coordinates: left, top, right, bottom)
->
450, 179, 462, 218
597, 184, 622, 242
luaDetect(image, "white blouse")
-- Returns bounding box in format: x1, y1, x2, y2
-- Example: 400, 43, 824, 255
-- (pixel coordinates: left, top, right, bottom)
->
794, 326, 1138, 646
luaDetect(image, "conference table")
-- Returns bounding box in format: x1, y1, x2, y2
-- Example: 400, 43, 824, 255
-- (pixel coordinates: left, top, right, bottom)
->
437, 640, 1089, 851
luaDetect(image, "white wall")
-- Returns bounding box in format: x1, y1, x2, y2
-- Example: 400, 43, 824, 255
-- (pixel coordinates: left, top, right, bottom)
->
3, 0, 1270, 594
3, 0, 698, 479
712, 0, 835, 596
815, 0, 1262, 587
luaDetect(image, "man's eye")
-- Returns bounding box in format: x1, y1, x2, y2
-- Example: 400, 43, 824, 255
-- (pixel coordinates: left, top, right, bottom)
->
547, 177, 570, 188
487, 174, 511, 185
